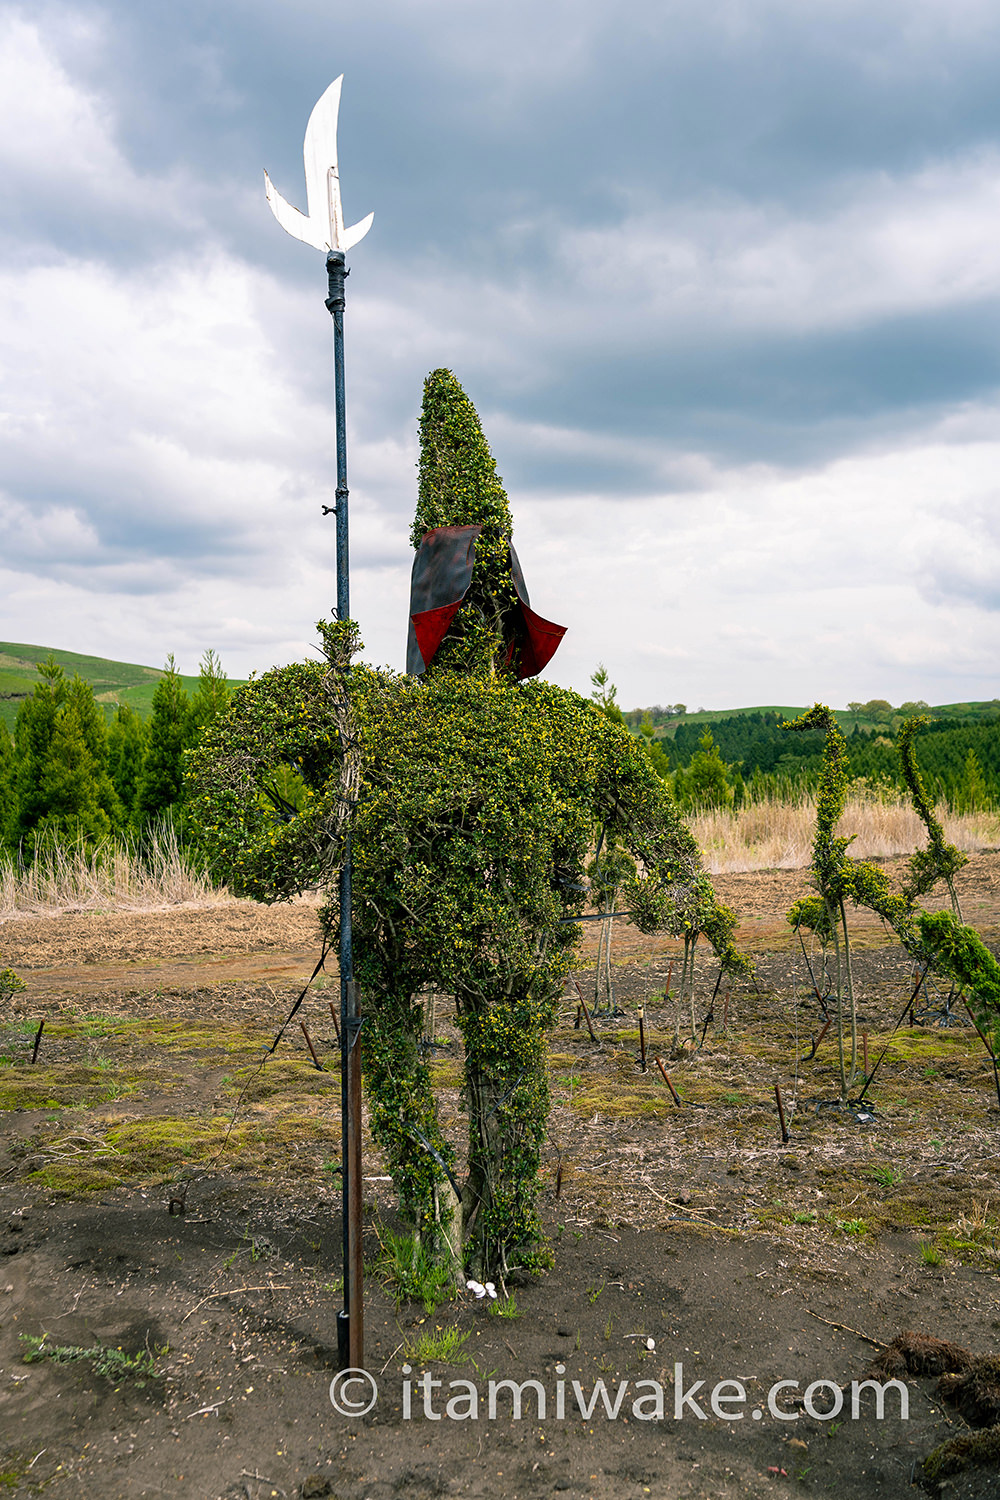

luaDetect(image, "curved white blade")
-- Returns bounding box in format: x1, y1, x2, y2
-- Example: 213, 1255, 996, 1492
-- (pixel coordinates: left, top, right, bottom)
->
264, 169, 329, 250
265, 74, 373, 254
342, 210, 374, 251
303, 76, 344, 246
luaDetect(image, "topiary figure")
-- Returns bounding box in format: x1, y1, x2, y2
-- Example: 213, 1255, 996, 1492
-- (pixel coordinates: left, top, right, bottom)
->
189, 371, 749, 1282
897, 714, 968, 919
784, 706, 1000, 1094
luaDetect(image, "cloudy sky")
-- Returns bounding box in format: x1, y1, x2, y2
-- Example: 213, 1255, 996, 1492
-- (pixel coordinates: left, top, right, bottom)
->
3, 0, 1000, 709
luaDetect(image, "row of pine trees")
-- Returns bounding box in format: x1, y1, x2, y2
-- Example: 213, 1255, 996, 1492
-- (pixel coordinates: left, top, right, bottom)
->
0, 651, 231, 859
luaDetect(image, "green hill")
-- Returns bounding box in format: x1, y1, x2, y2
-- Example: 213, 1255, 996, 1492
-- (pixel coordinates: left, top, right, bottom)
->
0, 642, 246, 732
628, 701, 1000, 739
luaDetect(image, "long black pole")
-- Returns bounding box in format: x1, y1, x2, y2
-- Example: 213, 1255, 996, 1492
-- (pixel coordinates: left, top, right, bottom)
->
326, 249, 363, 1371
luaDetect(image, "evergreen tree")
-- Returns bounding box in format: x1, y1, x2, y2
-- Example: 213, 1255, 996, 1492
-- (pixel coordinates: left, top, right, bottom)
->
956, 749, 990, 813
134, 656, 191, 825
13, 661, 120, 851
13, 658, 64, 842
589, 664, 625, 725
107, 703, 147, 826
188, 649, 231, 740
686, 728, 733, 810
0, 720, 15, 855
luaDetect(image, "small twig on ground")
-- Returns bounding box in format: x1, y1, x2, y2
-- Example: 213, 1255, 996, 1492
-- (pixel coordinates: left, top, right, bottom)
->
240, 1473, 285, 1497
806, 1309, 887, 1349
184, 1398, 229, 1419
181, 1285, 292, 1323
379, 1341, 405, 1375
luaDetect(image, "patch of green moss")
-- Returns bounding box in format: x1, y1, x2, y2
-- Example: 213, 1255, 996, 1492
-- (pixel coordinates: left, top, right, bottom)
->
568, 1080, 672, 1118
428, 1059, 463, 1088
118, 1019, 267, 1054
884, 1190, 952, 1230
882, 1029, 978, 1063
222, 1059, 339, 1101
611, 1028, 672, 1049
28, 1164, 124, 1196
922, 1423, 1000, 1483
0, 1064, 148, 1110
46, 1017, 268, 1055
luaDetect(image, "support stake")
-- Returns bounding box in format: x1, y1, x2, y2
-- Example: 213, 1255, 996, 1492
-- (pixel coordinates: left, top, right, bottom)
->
654, 1057, 681, 1105
774, 1084, 790, 1144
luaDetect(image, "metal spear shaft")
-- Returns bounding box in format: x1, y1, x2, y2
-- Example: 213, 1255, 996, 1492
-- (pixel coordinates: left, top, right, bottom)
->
265, 73, 373, 1375
326, 250, 363, 1373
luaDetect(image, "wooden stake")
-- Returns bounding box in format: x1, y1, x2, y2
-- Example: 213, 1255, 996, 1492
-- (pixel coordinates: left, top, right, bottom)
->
654, 1057, 681, 1105
806, 1015, 833, 1061
963, 1000, 1000, 1111
572, 980, 599, 1043
774, 1083, 789, 1143
30, 1020, 44, 1065
300, 1020, 324, 1070
638, 1007, 647, 1072
328, 1001, 341, 1045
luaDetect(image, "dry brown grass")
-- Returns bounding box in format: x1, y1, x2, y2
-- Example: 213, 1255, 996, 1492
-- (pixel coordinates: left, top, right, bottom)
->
691, 794, 1000, 874
0, 823, 231, 917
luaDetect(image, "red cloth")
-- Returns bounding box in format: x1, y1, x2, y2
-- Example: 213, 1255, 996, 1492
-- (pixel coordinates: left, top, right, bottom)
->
407, 525, 566, 679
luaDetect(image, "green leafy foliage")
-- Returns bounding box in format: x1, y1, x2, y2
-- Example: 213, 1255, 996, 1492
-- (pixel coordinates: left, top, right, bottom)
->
377, 1228, 456, 1312
590, 664, 625, 726
190, 629, 742, 1273
20, 1334, 161, 1383
411, 368, 518, 676
898, 715, 968, 915
0, 965, 25, 1005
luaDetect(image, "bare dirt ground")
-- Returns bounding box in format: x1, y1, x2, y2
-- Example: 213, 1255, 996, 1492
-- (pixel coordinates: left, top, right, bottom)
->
1, 855, 999, 1499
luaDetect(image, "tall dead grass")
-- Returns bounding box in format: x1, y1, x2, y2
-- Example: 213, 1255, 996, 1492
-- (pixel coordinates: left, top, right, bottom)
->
0, 823, 231, 918
691, 794, 1000, 874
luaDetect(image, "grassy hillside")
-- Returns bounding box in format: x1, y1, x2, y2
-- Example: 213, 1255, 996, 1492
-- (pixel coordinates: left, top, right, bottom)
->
0, 642, 245, 732
635, 701, 1000, 739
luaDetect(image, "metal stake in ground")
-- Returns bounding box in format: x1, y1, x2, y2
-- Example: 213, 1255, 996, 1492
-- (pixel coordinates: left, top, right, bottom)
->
265, 75, 372, 1373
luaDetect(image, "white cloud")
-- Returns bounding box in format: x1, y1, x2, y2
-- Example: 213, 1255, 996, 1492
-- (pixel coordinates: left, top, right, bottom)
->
3, 1, 1000, 713
515, 421, 1000, 708
555, 149, 1000, 334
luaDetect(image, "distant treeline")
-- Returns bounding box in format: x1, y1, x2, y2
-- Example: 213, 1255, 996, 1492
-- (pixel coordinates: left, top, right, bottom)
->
639, 709, 1000, 809
0, 651, 231, 859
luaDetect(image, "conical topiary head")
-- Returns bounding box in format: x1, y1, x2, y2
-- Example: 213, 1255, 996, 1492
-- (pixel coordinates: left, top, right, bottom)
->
411, 369, 519, 675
